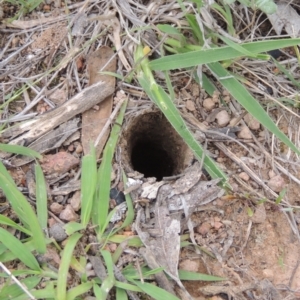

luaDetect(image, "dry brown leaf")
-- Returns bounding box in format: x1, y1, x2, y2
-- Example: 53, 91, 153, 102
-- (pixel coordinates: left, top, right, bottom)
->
268, 3, 300, 37
82, 46, 116, 157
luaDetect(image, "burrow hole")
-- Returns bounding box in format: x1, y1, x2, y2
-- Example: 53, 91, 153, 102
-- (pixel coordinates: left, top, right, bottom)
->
125, 112, 189, 181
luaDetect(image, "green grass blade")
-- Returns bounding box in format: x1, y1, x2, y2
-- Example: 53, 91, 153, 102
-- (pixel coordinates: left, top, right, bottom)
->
131, 280, 180, 300
178, 269, 226, 281
81, 145, 97, 227
116, 287, 128, 300
0, 238, 52, 263
0, 162, 46, 254
149, 38, 300, 70
0, 143, 42, 159
272, 58, 300, 89
114, 281, 142, 292
64, 222, 85, 235
66, 282, 93, 300
0, 276, 41, 299
0, 228, 41, 271
35, 163, 48, 231
93, 99, 128, 231
100, 250, 115, 298
56, 233, 82, 300
0, 215, 31, 236
207, 62, 300, 155
13, 281, 56, 300
120, 171, 135, 229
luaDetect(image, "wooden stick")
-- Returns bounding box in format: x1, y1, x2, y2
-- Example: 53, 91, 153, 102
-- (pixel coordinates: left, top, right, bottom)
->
2, 81, 114, 146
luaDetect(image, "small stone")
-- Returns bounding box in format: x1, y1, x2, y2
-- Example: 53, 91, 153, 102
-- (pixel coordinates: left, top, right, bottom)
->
223, 95, 231, 103
68, 144, 74, 152
212, 91, 220, 103
75, 144, 83, 154
59, 204, 78, 221
186, 100, 196, 111
41, 152, 79, 175
239, 172, 249, 181
196, 222, 211, 235
215, 110, 230, 127
251, 204, 266, 224
179, 259, 200, 272
49, 223, 67, 242
70, 191, 81, 211
213, 221, 223, 230
50, 203, 63, 214
238, 126, 252, 139
43, 4, 51, 11
215, 199, 224, 207
203, 98, 215, 111
48, 218, 56, 227
268, 170, 276, 179
244, 113, 260, 130
268, 175, 286, 192
262, 268, 274, 279
109, 243, 117, 252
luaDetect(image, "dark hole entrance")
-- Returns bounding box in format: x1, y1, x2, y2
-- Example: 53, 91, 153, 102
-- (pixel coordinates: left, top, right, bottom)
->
131, 141, 174, 180
125, 112, 189, 181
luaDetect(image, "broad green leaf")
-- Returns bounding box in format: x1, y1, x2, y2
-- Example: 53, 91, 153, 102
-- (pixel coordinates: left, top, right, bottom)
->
0, 228, 41, 271
149, 38, 300, 70
56, 233, 82, 300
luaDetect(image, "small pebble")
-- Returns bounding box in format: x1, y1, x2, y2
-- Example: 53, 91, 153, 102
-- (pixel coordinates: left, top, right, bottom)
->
203, 98, 215, 111
239, 172, 250, 181
179, 259, 200, 272
244, 113, 260, 130
59, 204, 78, 221
238, 126, 252, 139
251, 204, 266, 224
268, 170, 276, 179
215, 110, 230, 127
49, 223, 67, 242
50, 202, 63, 214
186, 100, 196, 111
70, 190, 81, 211
196, 222, 211, 235
75, 143, 83, 154
268, 175, 286, 192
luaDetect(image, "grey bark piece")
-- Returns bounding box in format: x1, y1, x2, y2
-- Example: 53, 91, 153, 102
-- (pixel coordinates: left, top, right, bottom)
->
139, 247, 176, 295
